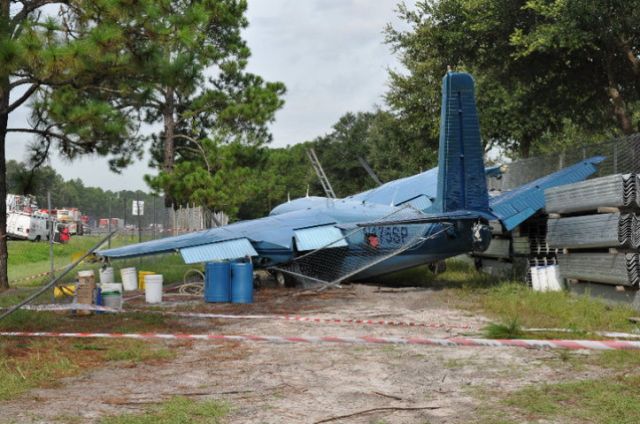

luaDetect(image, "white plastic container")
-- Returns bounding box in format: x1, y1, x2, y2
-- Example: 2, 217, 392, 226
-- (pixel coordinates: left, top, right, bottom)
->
530, 266, 540, 291
78, 270, 95, 278
120, 267, 138, 291
102, 292, 123, 309
545, 265, 564, 291
100, 283, 123, 294
144, 274, 164, 304
99, 267, 115, 284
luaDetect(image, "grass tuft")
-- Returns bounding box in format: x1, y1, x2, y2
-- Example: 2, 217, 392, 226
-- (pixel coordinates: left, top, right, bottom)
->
101, 396, 229, 424
484, 318, 523, 339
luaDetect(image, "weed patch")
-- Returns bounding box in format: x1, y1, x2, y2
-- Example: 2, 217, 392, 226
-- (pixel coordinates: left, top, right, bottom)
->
0, 337, 177, 401
432, 261, 638, 334
101, 396, 229, 424
504, 375, 640, 423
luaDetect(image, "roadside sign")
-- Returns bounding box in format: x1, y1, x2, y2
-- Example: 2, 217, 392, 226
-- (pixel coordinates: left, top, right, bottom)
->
132, 200, 144, 216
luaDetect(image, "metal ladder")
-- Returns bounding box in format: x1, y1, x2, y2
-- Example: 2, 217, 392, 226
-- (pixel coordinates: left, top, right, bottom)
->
306, 148, 337, 198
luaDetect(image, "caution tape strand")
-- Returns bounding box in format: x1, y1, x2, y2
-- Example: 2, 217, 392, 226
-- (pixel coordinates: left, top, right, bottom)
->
1, 331, 639, 350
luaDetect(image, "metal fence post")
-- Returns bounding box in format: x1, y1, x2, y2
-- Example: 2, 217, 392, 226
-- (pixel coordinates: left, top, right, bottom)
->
153, 195, 157, 240
107, 198, 112, 248
137, 192, 142, 244
47, 191, 54, 279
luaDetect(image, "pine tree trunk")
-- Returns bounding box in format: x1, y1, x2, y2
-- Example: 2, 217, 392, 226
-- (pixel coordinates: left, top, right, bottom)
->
519, 136, 532, 158
606, 58, 634, 135
162, 86, 176, 208
0, 81, 9, 291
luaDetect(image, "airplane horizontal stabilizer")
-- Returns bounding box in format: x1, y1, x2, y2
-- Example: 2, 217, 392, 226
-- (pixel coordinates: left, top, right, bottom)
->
489, 156, 605, 230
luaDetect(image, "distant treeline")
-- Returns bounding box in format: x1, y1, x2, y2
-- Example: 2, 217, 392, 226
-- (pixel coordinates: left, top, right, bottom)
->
6, 109, 426, 222
6, 160, 162, 226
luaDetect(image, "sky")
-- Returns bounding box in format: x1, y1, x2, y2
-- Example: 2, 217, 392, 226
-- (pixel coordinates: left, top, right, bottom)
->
5, 0, 412, 192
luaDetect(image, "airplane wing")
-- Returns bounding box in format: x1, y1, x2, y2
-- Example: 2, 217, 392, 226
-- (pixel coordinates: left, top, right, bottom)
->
489, 156, 605, 230
98, 208, 341, 263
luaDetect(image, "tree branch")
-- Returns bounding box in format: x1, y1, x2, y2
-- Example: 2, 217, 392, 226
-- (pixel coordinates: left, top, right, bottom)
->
3, 83, 40, 115
6, 127, 74, 145
11, 1, 62, 34
173, 134, 211, 173
9, 78, 36, 90
618, 38, 640, 77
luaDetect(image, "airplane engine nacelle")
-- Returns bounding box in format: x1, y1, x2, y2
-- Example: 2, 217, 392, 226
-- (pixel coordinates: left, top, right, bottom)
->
471, 222, 492, 252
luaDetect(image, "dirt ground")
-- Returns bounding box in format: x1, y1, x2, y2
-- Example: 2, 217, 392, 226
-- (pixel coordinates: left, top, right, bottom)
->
0, 284, 601, 423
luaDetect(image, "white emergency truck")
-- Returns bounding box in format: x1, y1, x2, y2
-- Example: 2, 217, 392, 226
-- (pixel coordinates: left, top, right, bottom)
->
6, 211, 49, 241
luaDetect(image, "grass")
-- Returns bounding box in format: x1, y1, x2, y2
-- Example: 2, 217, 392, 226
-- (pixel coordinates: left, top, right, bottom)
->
431, 260, 639, 334
0, 307, 190, 401
483, 318, 524, 339
503, 375, 640, 424
0, 338, 176, 401
7, 233, 195, 287
101, 396, 229, 424
422, 262, 640, 423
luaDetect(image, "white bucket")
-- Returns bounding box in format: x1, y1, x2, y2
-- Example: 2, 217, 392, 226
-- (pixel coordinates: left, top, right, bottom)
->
144, 274, 163, 304
102, 292, 123, 309
99, 267, 115, 284
100, 283, 123, 294
120, 267, 138, 291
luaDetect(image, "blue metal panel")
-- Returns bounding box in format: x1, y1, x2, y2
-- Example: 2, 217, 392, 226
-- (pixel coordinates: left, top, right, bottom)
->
294, 225, 348, 251
397, 195, 432, 211
489, 157, 604, 230
347, 168, 439, 207
180, 238, 258, 264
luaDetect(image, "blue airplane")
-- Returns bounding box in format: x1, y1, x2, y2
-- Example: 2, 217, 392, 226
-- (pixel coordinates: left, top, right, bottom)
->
99, 72, 603, 284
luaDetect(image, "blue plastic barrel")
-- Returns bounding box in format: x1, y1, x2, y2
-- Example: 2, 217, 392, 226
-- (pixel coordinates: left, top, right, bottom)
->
231, 262, 254, 304
205, 262, 231, 303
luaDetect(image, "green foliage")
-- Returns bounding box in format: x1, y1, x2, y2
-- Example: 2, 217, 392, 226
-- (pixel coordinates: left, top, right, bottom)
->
484, 319, 524, 339
385, 0, 638, 157
101, 397, 229, 424
138, 0, 286, 206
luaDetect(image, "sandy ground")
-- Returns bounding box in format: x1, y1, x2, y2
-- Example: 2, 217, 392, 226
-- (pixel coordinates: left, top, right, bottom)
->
0, 285, 600, 423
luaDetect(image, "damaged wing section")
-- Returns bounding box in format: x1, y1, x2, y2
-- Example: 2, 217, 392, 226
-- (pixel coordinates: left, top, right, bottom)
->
180, 238, 258, 264
294, 225, 348, 251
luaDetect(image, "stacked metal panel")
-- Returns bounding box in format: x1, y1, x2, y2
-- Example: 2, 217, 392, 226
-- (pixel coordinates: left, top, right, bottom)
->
547, 213, 636, 249
558, 253, 640, 287
544, 174, 640, 288
545, 174, 637, 214
475, 237, 510, 259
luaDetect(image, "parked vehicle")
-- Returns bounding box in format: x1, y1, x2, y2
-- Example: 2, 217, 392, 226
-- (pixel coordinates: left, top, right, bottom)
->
6, 211, 49, 241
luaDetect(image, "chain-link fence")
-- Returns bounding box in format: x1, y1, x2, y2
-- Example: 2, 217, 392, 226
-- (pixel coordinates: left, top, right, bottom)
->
480, 132, 640, 282
488, 133, 640, 192
7, 201, 229, 289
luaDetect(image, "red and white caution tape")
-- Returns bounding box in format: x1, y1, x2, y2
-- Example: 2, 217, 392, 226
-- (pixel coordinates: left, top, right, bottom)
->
135, 310, 475, 330
17, 304, 120, 313
525, 327, 640, 340
2, 331, 640, 350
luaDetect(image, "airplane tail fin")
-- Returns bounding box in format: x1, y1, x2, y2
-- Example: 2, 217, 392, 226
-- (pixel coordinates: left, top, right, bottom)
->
433, 72, 489, 214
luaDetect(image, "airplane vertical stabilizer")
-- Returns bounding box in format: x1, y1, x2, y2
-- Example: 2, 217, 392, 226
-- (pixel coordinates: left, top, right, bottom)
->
433, 72, 489, 214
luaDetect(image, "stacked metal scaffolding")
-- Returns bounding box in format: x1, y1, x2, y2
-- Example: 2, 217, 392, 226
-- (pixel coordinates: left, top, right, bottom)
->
545, 174, 640, 288
547, 213, 637, 249
557, 253, 640, 287
545, 174, 637, 214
